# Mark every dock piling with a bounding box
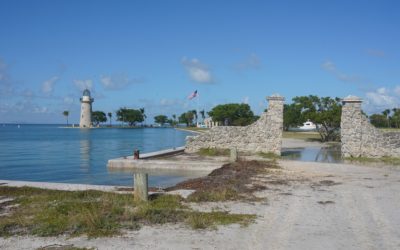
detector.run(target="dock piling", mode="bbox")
[134,173,148,202]
[230,148,238,163]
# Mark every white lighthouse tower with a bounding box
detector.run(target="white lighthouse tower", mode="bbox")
[79,89,94,128]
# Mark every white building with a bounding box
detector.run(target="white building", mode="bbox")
[201,117,220,128]
[79,89,94,128]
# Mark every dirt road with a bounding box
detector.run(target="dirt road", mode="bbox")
[1,160,400,250]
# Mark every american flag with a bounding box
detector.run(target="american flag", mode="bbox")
[188,90,198,100]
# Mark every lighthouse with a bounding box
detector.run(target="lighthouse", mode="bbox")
[79,89,94,128]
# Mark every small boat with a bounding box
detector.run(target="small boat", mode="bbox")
[298,120,317,131]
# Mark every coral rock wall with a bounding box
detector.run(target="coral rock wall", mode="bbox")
[341,96,400,158]
[185,96,284,155]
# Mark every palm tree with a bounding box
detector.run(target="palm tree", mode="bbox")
[393,108,399,128]
[107,112,112,126]
[62,110,69,126]
[140,108,146,126]
[200,110,205,122]
[191,110,198,126]
[382,109,391,128]
[172,114,177,127]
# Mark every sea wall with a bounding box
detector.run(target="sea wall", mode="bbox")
[185,96,284,155]
[341,96,400,158]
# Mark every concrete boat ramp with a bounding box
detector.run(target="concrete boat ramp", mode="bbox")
[107,146,227,175]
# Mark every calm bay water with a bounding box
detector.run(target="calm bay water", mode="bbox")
[0,124,193,187]
[282,145,342,163]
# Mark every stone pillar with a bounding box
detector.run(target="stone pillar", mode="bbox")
[134,173,148,202]
[266,95,285,155]
[341,96,363,158]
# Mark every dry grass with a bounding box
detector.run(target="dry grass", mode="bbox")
[168,160,280,202]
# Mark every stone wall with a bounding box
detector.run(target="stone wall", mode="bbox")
[341,96,400,158]
[185,96,284,155]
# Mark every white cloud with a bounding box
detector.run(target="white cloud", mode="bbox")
[234,53,261,71]
[366,88,395,106]
[63,96,74,105]
[367,49,385,58]
[394,86,400,96]
[33,106,49,114]
[160,98,175,106]
[73,79,93,91]
[181,57,214,84]
[242,96,249,104]
[0,100,51,114]
[364,86,400,113]
[321,60,361,84]
[41,76,59,95]
[321,61,336,71]
[21,89,35,98]
[100,74,143,90]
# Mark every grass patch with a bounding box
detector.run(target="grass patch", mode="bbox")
[187,212,255,229]
[345,156,400,165]
[257,152,281,159]
[198,147,230,156]
[283,131,321,141]
[0,186,254,237]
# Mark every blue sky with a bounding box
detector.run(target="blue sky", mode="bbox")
[1,0,400,123]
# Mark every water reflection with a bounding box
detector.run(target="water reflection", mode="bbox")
[79,139,91,170]
[282,145,342,163]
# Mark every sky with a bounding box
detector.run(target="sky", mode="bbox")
[1,0,400,124]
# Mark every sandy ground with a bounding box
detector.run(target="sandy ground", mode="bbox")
[2,157,400,250]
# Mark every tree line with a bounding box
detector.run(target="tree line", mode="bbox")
[63,96,399,141]
[369,109,400,128]
[62,108,147,127]
[153,104,258,127]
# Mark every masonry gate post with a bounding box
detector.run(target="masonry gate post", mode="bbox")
[341,96,363,158]
[266,95,285,155]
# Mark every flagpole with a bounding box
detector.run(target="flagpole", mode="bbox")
[196,93,199,127]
